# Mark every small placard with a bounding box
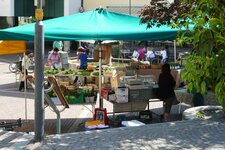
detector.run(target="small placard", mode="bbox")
[94,108,108,125]
[35,9,43,21]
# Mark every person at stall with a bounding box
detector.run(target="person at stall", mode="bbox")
[48,48,61,69]
[131,50,139,62]
[19,50,32,91]
[137,47,146,61]
[78,46,88,70]
[132,50,139,58]
[160,46,168,64]
[73,46,88,85]
[157,63,178,121]
[146,47,156,63]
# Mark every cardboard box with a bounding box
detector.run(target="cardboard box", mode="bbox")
[115,87,128,96]
[116,95,128,103]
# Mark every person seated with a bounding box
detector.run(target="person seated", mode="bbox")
[160,46,168,64]
[48,48,61,69]
[157,63,179,121]
[146,47,156,63]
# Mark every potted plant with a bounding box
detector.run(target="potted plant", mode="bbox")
[84,88,96,103]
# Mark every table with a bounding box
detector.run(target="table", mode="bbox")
[137,68,181,88]
[103,99,149,116]
[103,86,159,117]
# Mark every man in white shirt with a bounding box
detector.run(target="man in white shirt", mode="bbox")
[160,46,168,64]
[132,50,139,58]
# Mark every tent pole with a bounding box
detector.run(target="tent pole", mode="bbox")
[98,41,103,109]
[174,40,176,62]
[23,53,28,121]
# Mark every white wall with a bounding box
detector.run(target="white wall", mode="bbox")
[64,0,81,16]
[0,0,14,16]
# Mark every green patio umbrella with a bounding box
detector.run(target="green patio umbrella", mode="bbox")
[0,8,185,41]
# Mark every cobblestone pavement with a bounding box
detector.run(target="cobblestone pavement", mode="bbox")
[0,130,33,149]
[27,119,225,150]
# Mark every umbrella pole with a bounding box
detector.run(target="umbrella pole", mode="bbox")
[98,41,103,109]
[23,53,28,121]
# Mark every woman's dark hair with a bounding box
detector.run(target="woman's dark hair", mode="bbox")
[25,50,32,55]
[161,63,171,74]
[53,48,59,52]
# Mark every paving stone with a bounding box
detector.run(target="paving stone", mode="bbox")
[32,120,225,150]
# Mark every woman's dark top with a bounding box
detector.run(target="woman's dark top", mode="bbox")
[157,72,176,99]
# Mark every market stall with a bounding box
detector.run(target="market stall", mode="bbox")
[0,8,189,129]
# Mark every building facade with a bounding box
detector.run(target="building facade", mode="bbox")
[83,0,175,15]
[0,0,82,27]
[0,0,81,17]
[83,0,151,16]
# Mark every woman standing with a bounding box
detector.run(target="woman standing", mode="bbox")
[157,63,178,121]
[19,50,32,91]
[48,48,61,69]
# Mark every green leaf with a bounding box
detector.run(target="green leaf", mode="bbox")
[200,81,207,95]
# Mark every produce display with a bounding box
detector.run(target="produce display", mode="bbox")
[103,69,113,75]
[92,72,100,76]
[63,88,96,104]
[44,68,93,76]
[62,69,77,75]
[78,70,91,76]
[86,65,94,71]
[44,68,59,75]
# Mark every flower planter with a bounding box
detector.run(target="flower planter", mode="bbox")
[183,106,224,120]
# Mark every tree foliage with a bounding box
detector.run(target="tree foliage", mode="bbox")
[140,0,225,110]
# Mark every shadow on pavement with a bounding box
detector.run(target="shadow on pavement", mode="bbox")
[0,118,92,135]
[0,112,184,136]
[0,89,34,99]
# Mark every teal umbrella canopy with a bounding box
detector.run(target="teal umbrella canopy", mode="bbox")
[0,8,184,41]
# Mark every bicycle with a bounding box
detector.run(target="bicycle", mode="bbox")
[9,54,35,73]
[9,55,22,73]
